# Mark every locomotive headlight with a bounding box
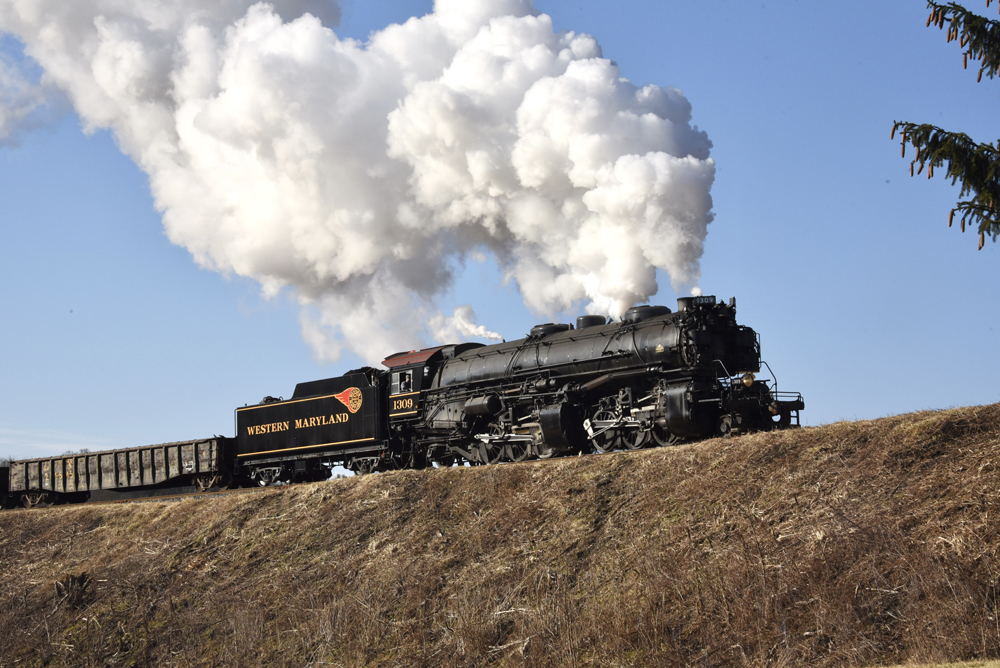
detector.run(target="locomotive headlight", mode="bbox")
[741,372,755,387]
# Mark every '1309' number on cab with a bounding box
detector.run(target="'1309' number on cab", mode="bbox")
[393,397,414,412]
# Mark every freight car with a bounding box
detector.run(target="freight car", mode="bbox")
[3,296,803,507]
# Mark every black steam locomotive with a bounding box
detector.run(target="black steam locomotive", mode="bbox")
[3,296,803,507]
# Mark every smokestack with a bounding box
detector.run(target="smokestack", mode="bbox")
[0,0,715,363]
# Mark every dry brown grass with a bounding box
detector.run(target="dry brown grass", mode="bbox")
[889,663,1000,668]
[1,403,999,667]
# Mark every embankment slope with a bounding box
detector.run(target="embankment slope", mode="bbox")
[1,404,999,667]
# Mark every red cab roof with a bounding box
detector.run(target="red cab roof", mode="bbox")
[381,345,449,369]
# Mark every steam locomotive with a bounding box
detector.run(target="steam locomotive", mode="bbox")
[3,295,803,507]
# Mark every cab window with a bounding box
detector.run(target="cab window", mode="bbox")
[391,371,415,394]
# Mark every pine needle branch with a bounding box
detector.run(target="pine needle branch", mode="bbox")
[926,1,1000,81]
[891,1,1000,249]
[892,121,1000,248]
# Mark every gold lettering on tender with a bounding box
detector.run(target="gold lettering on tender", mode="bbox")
[283,413,353,431]
[246,421,295,436]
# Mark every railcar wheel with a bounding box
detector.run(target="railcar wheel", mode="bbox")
[347,458,375,475]
[479,424,506,464]
[622,427,649,450]
[536,441,556,459]
[590,410,620,453]
[505,441,532,463]
[194,474,226,492]
[479,442,505,464]
[252,467,286,486]
[651,424,678,447]
[21,492,50,509]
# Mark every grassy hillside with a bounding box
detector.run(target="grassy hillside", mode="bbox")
[1,404,999,667]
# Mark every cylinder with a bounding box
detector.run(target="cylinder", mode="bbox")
[463,394,503,416]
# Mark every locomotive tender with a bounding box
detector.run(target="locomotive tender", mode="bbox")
[3,295,803,507]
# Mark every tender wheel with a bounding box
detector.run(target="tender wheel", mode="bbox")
[252,467,285,486]
[590,410,620,453]
[621,427,649,450]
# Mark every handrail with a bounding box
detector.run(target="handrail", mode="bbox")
[761,359,778,393]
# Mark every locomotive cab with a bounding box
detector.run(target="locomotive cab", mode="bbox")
[382,343,486,421]
[382,346,444,421]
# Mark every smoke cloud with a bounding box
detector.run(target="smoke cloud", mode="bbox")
[0,0,714,363]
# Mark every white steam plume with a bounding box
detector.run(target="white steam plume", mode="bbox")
[429,305,504,344]
[0,0,714,363]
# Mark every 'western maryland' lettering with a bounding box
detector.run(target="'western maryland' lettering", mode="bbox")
[293,414,350,429]
[245,413,350,437]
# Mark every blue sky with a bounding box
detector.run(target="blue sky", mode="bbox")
[0,0,996,460]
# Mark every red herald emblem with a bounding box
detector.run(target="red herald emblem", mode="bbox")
[334,387,363,413]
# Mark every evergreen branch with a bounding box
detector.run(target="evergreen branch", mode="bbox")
[926,1,1000,81]
[892,121,1000,248]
